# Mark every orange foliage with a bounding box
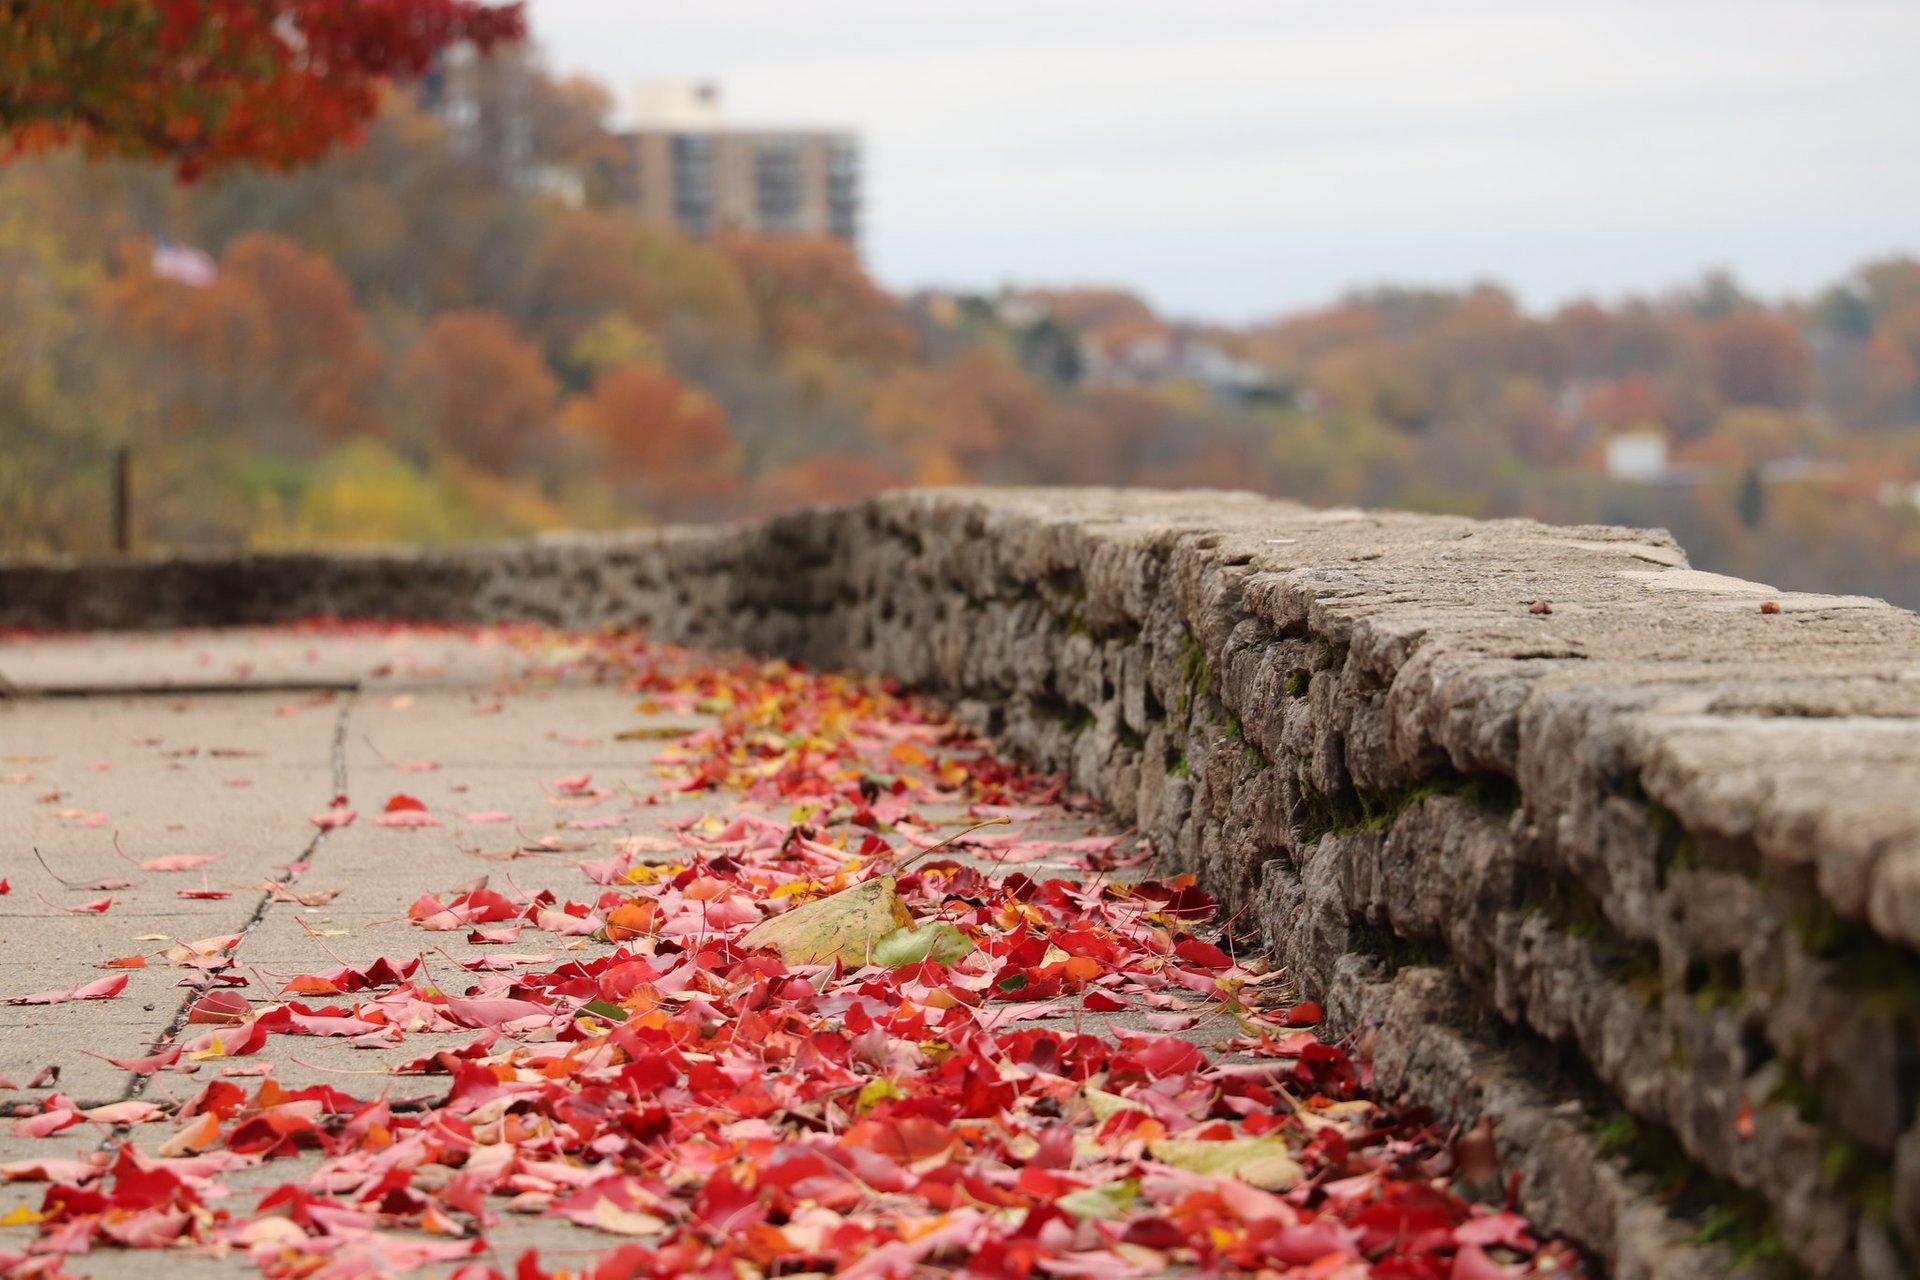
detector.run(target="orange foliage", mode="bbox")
[399,311,556,474]
[869,350,1046,476]
[560,365,738,518]
[752,455,908,512]
[97,231,383,445]
[716,234,913,367]
[1706,311,1811,408]
[221,233,386,439]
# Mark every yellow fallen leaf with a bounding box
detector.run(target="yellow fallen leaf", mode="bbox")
[1084,1087,1151,1122]
[590,1198,667,1236]
[0,1205,43,1227]
[738,876,913,966]
[1148,1136,1304,1190]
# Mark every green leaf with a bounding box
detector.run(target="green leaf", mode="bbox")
[1056,1178,1140,1220]
[856,1078,903,1111]
[579,999,629,1023]
[873,921,976,968]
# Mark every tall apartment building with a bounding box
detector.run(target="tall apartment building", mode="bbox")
[604,82,860,250]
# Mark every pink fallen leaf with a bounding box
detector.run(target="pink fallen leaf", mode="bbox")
[459,952,556,971]
[553,773,593,794]
[136,855,217,873]
[462,811,514,824]
[398,760,441,772]
[376,810,442,829]
[176,887,232,900]
[81,1101,164,1125]
[442,996,556,1028]
[310,809,357,830]
[1145,1012,1201,1031]
[533,907,605,937]
[33,892,112,915]
[466,925,523,944]
[89,1047,182,1074]
[8,974,130,1005]
[13,1107,80,1139]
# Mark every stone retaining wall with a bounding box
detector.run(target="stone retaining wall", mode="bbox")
[5,487,1918,1278]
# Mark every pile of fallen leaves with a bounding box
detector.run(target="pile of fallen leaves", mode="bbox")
[0,631,1585,1278]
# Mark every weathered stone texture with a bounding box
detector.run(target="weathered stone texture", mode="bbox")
[5,486,1919,1276]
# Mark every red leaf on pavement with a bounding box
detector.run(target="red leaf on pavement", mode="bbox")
[186,990,252,1025]
[384,793,428,812]
[310,808,357,830]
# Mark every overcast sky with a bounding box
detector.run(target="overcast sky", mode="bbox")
[527,0,1920,324]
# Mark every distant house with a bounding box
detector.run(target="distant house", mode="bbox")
[1604,431,1669,482]
[1078,323,1282,406]
[602,82,861,250]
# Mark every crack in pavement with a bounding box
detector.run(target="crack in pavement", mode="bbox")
[112,689,358,1113]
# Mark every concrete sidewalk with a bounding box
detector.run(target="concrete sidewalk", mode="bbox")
[0,625,1115,1276]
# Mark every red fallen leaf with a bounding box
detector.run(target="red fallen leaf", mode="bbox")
[1082,991,1130,1012]
[844,1115,957,1164]
[553,773,593,793]
[1173,937,1235,969]
[186,990,252,1025]
[97,955,148,969]
[384,793,428,812]
[7,974,129,1005]
[280,957,418,997]
[1279,1001,1324,1027]
[176,888,232,899]
[0,879,10,894]
[309,809,357,830]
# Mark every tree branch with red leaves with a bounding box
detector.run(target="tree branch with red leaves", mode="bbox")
[0,0,525,178]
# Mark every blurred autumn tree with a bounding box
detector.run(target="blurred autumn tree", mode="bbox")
[0,0,524,177]
[398,310,556,474]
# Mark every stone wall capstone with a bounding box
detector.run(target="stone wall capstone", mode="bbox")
[5,487,1918,1278]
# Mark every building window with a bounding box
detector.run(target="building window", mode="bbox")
[754,139,805,233]
[827,138,859,244]
[671,134,715,236]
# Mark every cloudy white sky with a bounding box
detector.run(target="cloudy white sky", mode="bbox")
[527,0,1920,323]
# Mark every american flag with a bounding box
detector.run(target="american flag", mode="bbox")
[151,240,217,287]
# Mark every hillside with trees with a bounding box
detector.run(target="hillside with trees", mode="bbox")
[2,49,1916,607]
